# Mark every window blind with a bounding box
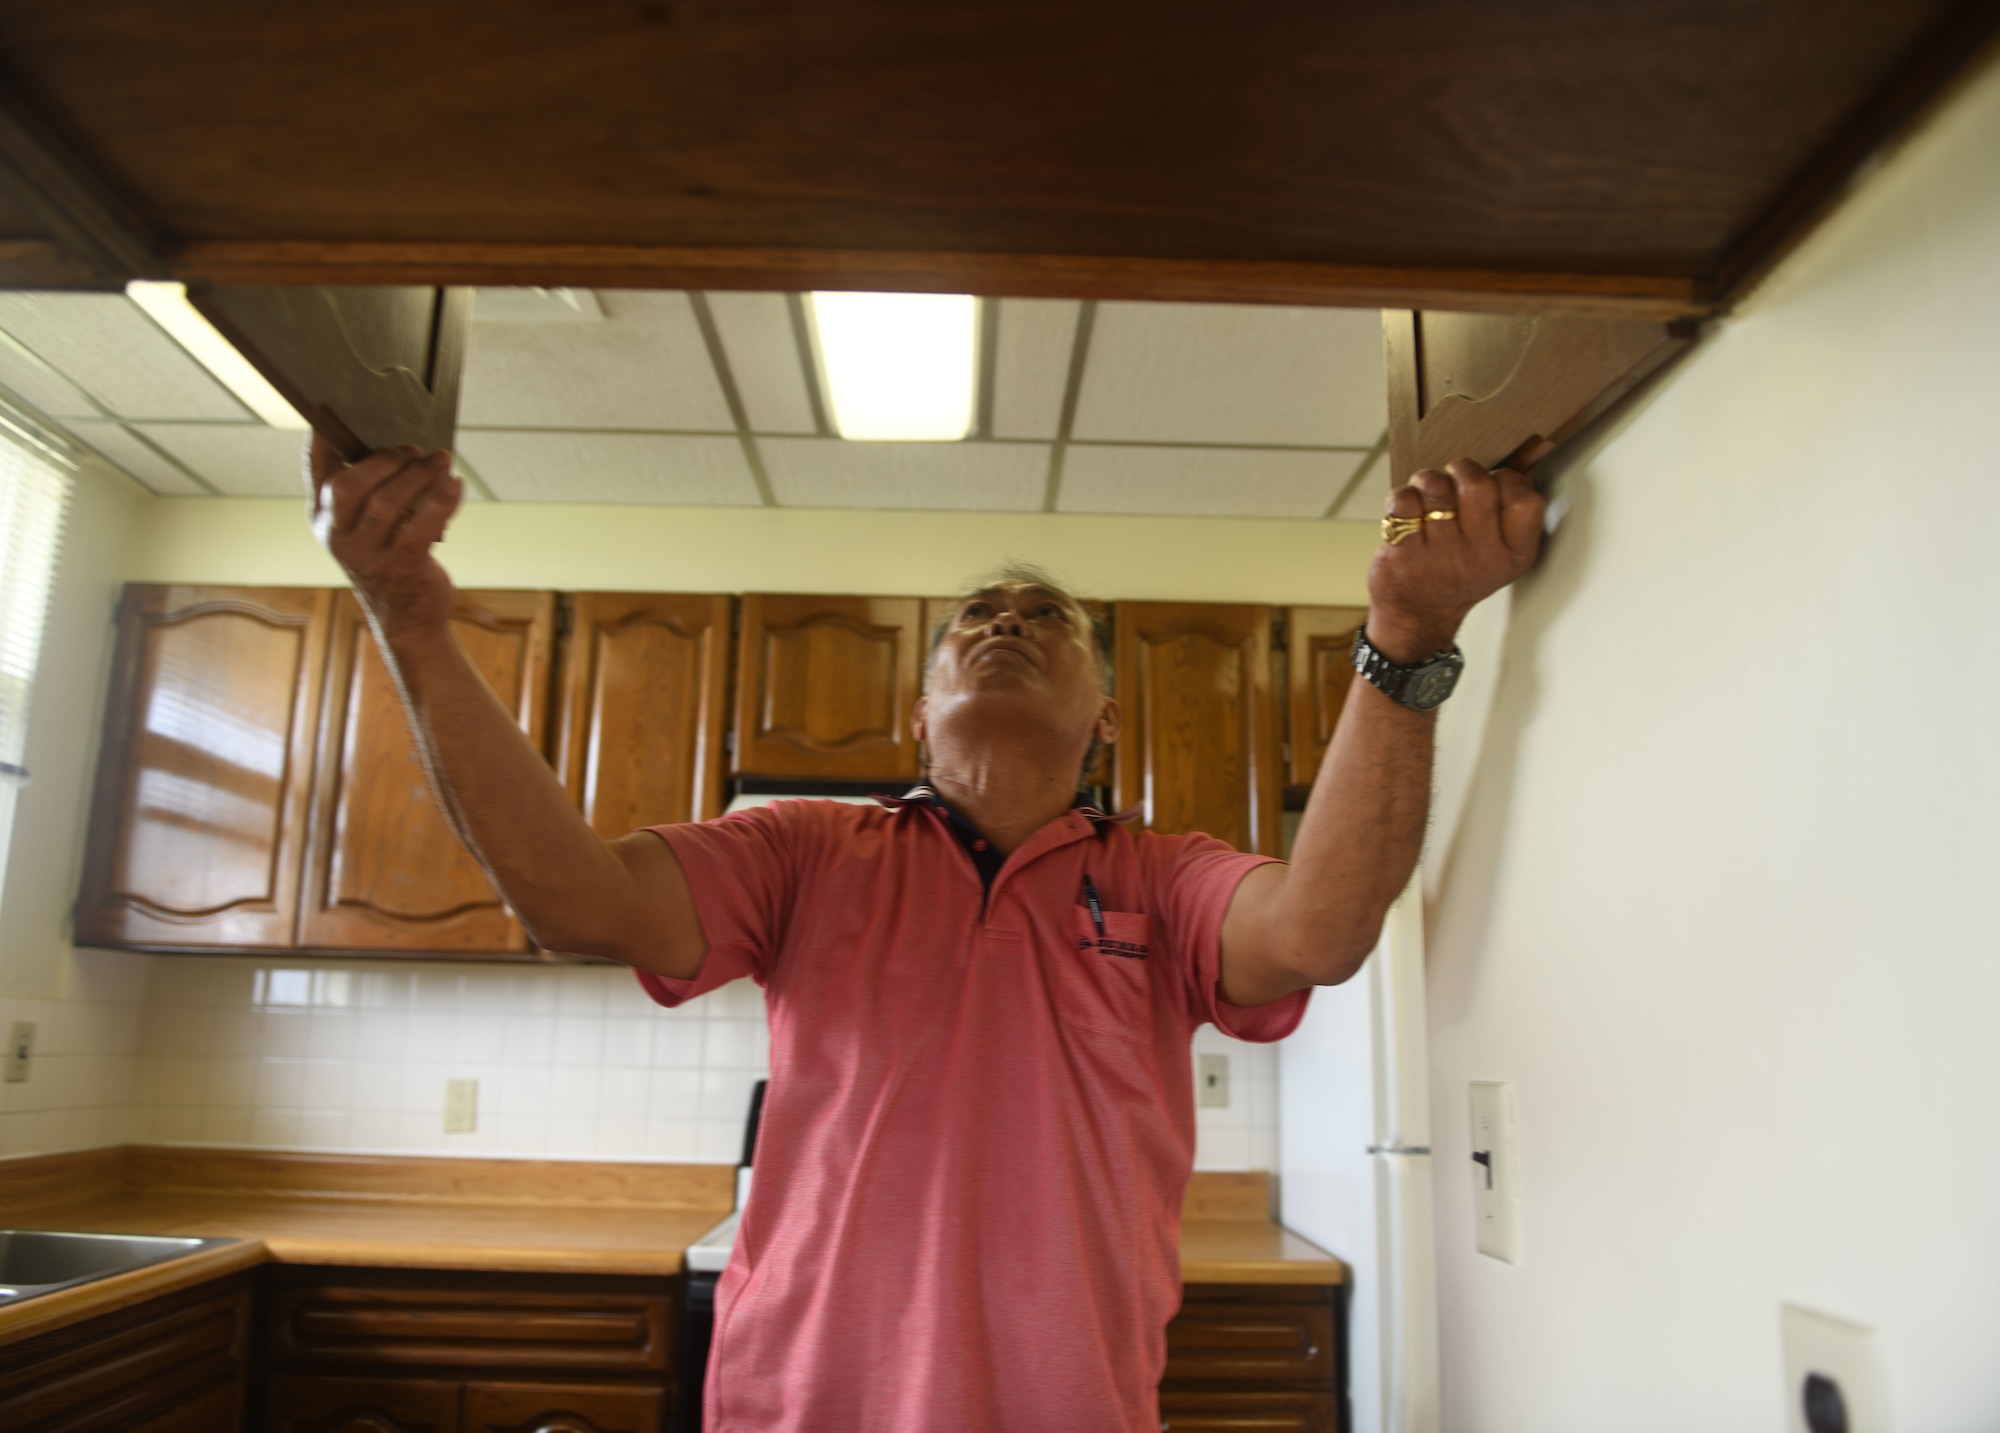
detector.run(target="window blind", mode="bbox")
[0,413,74,780]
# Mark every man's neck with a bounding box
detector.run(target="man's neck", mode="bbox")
[925,738,1083,856]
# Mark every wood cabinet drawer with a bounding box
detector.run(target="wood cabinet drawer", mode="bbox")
[1165,1287,1337,1383]
[1159,1387,1338,1432]
[0,1273,250,1432]
[464,1380,665,1433]
[269,1271,674,1373]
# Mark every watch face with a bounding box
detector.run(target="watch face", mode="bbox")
[1404,662,1462,711]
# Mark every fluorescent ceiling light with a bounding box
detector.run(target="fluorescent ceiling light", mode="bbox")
[125,280,309,429]
[809,291,976,441]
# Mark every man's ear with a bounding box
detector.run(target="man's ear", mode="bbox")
[1096,697,1122,746]
[911,694,929,743]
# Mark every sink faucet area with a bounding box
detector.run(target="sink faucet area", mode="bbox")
[0,1230,235,1305]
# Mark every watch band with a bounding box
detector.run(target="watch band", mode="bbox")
[1350,627,1466,712]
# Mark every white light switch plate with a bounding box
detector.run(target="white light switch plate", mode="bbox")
[1468,1080,1522,1263]
[1782,1304,1890,1432]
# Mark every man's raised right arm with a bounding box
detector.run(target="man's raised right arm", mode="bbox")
[305,437,706,978]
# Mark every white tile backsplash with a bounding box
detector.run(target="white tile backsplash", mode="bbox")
[4,950,1280,1169]
[0,948,149,1158]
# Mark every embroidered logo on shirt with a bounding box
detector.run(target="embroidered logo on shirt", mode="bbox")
[1078,935,1150,959]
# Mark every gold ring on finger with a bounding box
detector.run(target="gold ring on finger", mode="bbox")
[1381,514,1424,546]
[1425,509,1458,521]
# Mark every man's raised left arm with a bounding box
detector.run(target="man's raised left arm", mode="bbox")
[1217,457,1544,1006]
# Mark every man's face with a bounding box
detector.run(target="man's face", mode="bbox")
[915,582,1117,752]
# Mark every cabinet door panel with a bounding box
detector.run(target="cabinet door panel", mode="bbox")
[191,285,471,460]
[733,594,923,780]
[299,590,554,952]
[1383,310,1691,479]
[267,1375,460,1433]
[76,585,329,949]
[464,1382,663,1433]
[1158,1388,1335,1432]
[1114,603,1280,854]
[1284,606,1368,790]
[557,593,732,833]
[0,1274,250,1431]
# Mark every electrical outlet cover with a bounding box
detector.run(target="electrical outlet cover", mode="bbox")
[443,1078,478,1133]
[1196,1054,1230,1109]
[1781,1304,1890,1433]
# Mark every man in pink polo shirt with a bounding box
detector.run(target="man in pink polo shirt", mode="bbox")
[308,435,1542,1431]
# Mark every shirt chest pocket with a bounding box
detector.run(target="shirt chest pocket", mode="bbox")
[1059,907,1158,1043]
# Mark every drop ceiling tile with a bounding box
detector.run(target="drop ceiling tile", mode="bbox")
[459,290,735,432]
[0,293,252,421]
[1072,303,1386,447]
[0,333,101,420]
[455,431,761,505]
[759,438,1048,511]
[134,423,312,497]
[706,292,819,435]
[1330,451,1391,520]
[1057,444,1351,518]
[63,420,212,496]
[991,299,1080,440]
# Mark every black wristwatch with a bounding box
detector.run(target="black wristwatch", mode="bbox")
[1350,628,1465,712]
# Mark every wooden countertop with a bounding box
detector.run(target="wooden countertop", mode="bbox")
[0,1147,1343,1344]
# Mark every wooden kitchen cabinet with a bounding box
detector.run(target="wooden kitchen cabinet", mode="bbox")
[1114,602,1283,854]
[556,593,735,833]
[0,1271,252,1430]
[1284,606,1370,791]
[75,584,332,950]
[1161,1283,1343,1433]
[297,590,556,953]
[263,1268,679,1433]
[732,593,926,782]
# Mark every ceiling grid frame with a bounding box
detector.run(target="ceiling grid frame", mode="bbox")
[686,290,777,507]
[1040,299,1098,513]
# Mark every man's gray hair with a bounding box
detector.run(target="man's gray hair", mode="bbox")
[925,562,1114,693]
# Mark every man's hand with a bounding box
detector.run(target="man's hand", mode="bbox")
[305,434,465,644]
[1366,458,1545,663]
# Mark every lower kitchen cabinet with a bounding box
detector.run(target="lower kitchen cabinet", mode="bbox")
[1162,1283,1343,1433]
[0,1271,252,1431]
[262,1268,679,1433]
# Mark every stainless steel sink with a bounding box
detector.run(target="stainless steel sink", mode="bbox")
[0,1230,235,1305]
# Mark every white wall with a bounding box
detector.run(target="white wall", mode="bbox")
[123,497,1378,606]
[1420,58,2000,1432]
[0,459,151,1156]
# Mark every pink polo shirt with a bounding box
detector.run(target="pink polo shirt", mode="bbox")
[638,796,1308,1433]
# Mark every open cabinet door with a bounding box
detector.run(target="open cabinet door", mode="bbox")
[188,284,472,459]
[1383,310,1695,480]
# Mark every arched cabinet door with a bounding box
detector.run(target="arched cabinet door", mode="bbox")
[1114,602,1282,855]
[76,585,331,950]
[297,590,555,953]
[555,593,733,834]
[1284,606,1369,791]
[732,594,924,781]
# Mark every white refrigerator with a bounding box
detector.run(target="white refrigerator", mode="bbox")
[1276,589,1511,1433]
